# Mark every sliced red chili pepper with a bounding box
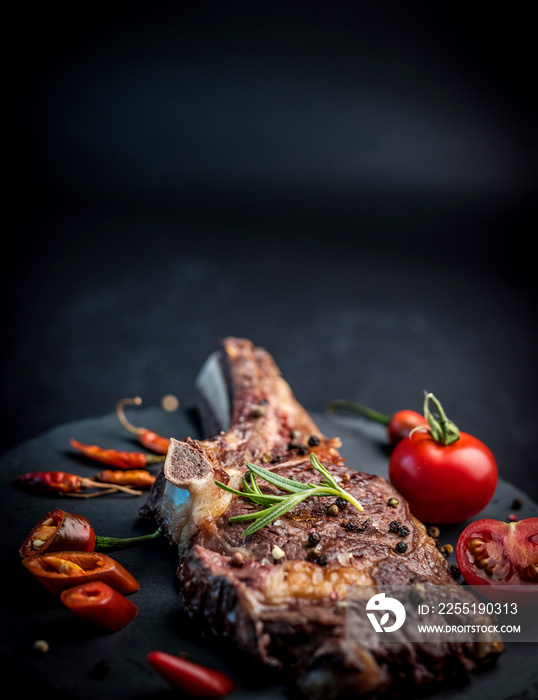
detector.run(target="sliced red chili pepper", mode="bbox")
[19,509,163,556]
[60,581,138,632]
[96,469,156,489]
[116,397,170,454]
[21,550,140,595]
[147,651,235,697]
[12,471,142,497]
[19,509,95,557]
[70,439,165,469]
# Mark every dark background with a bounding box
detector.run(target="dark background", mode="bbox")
[4,1,537,501]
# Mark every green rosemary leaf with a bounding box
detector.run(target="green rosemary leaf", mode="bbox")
[215,480,285,505]
[228,507,274,522]
[250,472,262,495]
[241,491,312,537]
[214,481,246,497]
[215,454,364,537]
[309,453,339,489]
[245,462,311,493]
[242,475,255,495]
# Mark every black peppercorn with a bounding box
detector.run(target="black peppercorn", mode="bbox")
[335,497,348,511]
[308,435,320,446]
[389,521,410,537]
[308,531,321,547]
[343,519,369,533]
[450,564,461,580]
[395,542,408,554]
[317,554,328,566]
[90,659,110,679]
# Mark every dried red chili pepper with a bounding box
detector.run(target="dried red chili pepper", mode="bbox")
[147,651,235,697]
[96,469,156,489]
[60,581,138,632]
[116,397,170,454]
[70,439,165,469]
[19,508,163,557]
[12,471,142,497]
[22,550,140,595]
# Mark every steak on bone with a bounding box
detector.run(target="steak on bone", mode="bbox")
[142,337,504,699]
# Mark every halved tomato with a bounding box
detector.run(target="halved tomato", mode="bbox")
[456,517,538,602]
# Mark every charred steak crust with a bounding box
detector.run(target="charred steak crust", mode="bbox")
[143,337,504,698]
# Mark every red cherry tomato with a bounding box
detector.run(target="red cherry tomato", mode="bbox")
[387,410,428,446]
[456,518,538,602]
[388,429,498,524]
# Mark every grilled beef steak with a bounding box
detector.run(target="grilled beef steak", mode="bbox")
[143,337,504,698]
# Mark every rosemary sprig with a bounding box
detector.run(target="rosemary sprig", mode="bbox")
[215,453,363,537]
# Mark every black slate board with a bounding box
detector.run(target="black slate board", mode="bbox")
[0,406,536,700]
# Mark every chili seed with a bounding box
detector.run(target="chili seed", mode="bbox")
[308,531,321,547]
[327,504,340,516]
[272,545,285,560]
[427,526,440,538]
[308,435,320,446]
[395,542,408,554]
[387,497,399,508]
[32,640,49,656]
[440,544,453,557]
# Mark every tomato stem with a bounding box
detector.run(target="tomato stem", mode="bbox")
[326,399,390,425]
[422,392,460,445]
